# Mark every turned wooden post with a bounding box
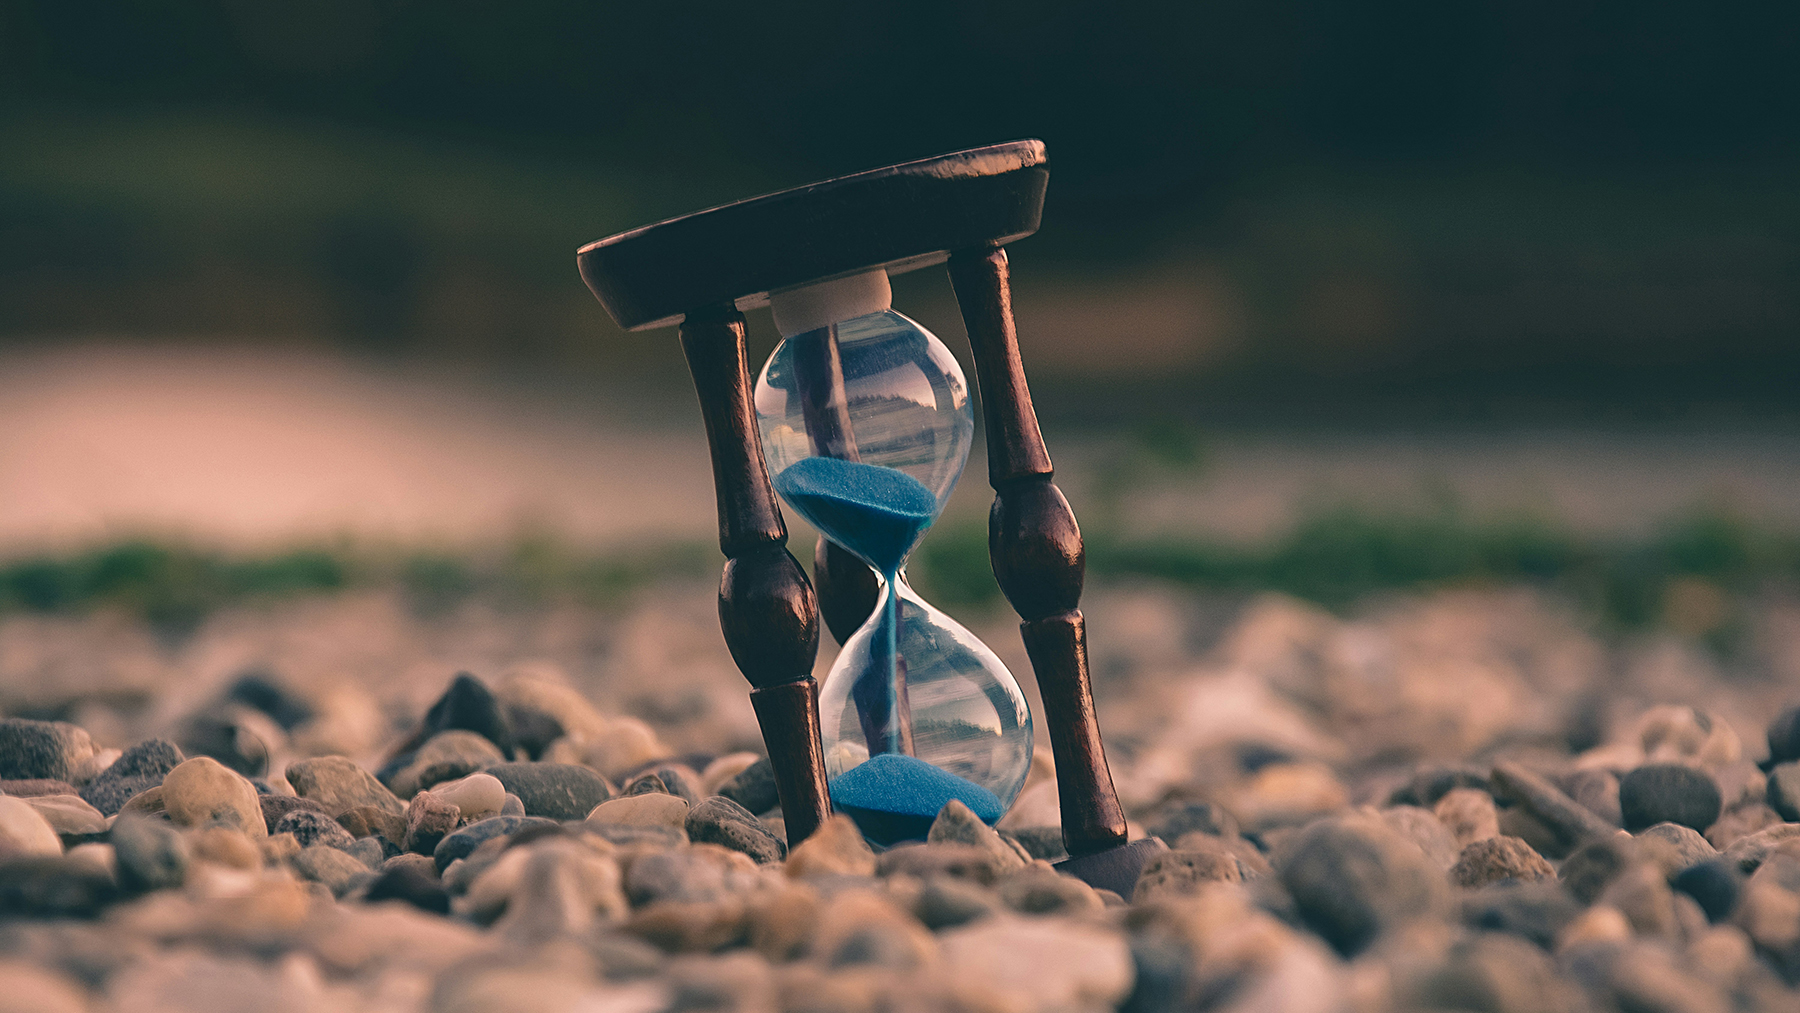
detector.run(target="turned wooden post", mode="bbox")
[947,246,1131,859]
[678,305,831,845]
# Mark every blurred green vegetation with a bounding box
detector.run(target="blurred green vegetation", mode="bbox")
[3,511,1791,646]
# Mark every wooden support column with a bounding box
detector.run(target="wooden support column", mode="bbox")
[946,247,1130,858]
[678,305,830,846]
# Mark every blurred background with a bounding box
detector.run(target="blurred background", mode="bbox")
[1,0,1799,642]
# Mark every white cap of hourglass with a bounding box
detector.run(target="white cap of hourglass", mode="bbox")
[769,269,892,338]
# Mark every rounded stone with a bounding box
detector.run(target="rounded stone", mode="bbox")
[21,795,106,837]
[0,795,63,858]
[1766,761,1800,822]
[79,738,184,816]
[161,757,266,838]
[430,772,506,821]
[1618,764,1722,833]
[1274,813,1445,957]
[1448,835,1555,889]
[285,755,403,816]
[0,719,95,784]
[587,792,690,831]
[484,761,611,821]
[1673,859,1741,923]
[1767,705,1800,765]
[686,796,784,864]
[273,808,358,851]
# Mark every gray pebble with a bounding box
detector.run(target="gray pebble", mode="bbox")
[79,738,184,816]
[1619,764,1721,833]
[485,761,611,820]
[0,856,117,916]
[0,718,94,783]
[273,808,357,851]
[1490,762,1617,856]
[1635,821,1718,875]
[717,757,779,815]
[111,813,188,893]
[1767,761,1800,822]
[685,795,783,864]
[1275,813,1445,957]
[431,815,556,872]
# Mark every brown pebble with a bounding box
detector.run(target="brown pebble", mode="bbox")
[0,779,79,798]
[338,805,407,847]
[1449,835,1555,889]
[191,826,262,869]
[1435,788,1500,848]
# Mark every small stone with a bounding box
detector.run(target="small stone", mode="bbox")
[701,752,762,796]
[877,842,1007,885]
[1560,835,1639,904]
[940,916,1134,1010]
[79,738,184,816]
[365,859,450,914]
[1434,788,1500,848]
[223,669,314,730]
[336,805,407,848]
[1722,822,1800,874]
[1449,835,1555,888]
[255,793,332,834]
[1635,821,1718,875]
[1460,880,1581,949]
[273,808,357,851]
[430,772,506,821]
[0,856,116,916]
[1490,762,1617,855]
[111,813,188,892]
[712,755,777,820]
[1229,761,1348,832]
[626,898,752,953]
[22,794,106,836]
[1417,931,1584,1013]
[120,785,165,819]
[1714,760,1767,810]
[383,729,507,800]
[497,672,610,758]
[292,844,371,897]
[488,839,628,944]
[1598,861,1680,938]
[996,862,1102,915]
[175,708,275,777]
[812,889,936,969]
[485,761,611,820]
[1768,705,1800,765]
[1619,764,1722,833]
[1379,805,1461,870]
[784,814,875,879]
[190,826,261,869]
[1147,801,1240,842]
[927,799,1027,875]
[65,841,116,878]
[1706,803,1778,850]
[624,765,701,805]
[421,671,516,758]
[433,815,557,872]
[1562,769,1625,827]
[0,795,63,858]
[912,875,1002,930]
[1275,812,1445,957]
[1637,704,1741,768]
[1006,826,1067,861]
[343,836,384,869]
[1767,761,1800,822]
[1673,859,1741,922]
[286,755,403,816]
[547,716,668,782]
[160,757,266,838]
[624,845,762,907]
[1173,830,1271,878]
[685,796,783,864]
[0,719,96,784]
[1557,904,1633,950]
[587,792,689,831]
[500,793,524,816]
[747,880,820,960]
[1132,845,1242,902]
[259,831,300,865]
[0,778,77,797]
[405,789,461,855]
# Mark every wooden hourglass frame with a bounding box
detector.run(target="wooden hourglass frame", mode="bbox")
[577,141,1165,893]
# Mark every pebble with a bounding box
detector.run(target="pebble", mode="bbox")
[1706,803,1779,851]
[1635,821,1718,875]
[624,765,700,805]
[0,719,96,784]
[1767,761,1800,822]
[1560,835,1639,904]
[160,757,266,837]
[176,708,276,778]
[190,826,261,869]
[285,755,404,816]
[1618,763,1723,832]
[78,738,184,815]
[1489,762,1617,855]
[685,796,783,864]
[433,815,557,872]
[496,673,611,757]
[21,794,106,836]
[1672,859,1741,922]
[1448,834,1555,888]
[419,672,516,760]
[912,875,1002,930]
[344,835,384,868]
[1378,805,1461,870]
[1769,705,1800,766]
[1562,768,1625,827]
[700,752,762,796]
[783,814,875,879]
[111,813,188,892]
[877,842,1008,885]
[1723,822,1800,874]
[256,793,333,834]
[1417,931,1583,1013]
[0,778,77,797]
[430,772,506,821]
[1147,800,1240,842]
[940,915,1134,1010]
[1434,787,1500,847]
[292,844,371,897]
[0,856,117,917]
[996,862,1102,915]
[545,716,668,782]
[365,858,450,914]
[1460,880,1581,949]
[336,805,407,848]
[0,795,64,858]
[273,808,358,851]
[405,789,462,855]
[1132,843,1242,902]
[717,757,780,816]
[927,799,1028,875]
[484,761,611,820]
[1275,813,1444,957]
[587,792,689,831]
[383,730,507,799]
[223,670,314,730]
[625,845,762,907]
[811,889,935,969]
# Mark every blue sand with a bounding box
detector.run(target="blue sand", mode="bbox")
[830,752,1004,825]
[771,457,936,576]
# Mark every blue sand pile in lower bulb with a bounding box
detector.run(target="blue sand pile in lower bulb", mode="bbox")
[770,457,937,575]
[829,752,1004,846]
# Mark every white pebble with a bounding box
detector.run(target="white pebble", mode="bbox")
[431,773,506,820]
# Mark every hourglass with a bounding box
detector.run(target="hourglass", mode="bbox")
[577,141,1166,892]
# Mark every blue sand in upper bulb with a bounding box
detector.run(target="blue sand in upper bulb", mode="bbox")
[830,752,1004,825]
[771,457,937,576]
